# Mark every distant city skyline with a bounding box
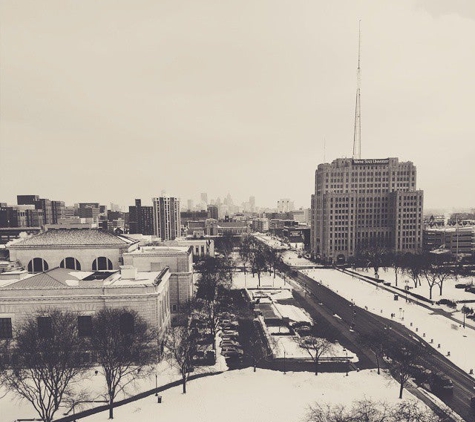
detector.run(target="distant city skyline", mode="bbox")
[1,1,474,210]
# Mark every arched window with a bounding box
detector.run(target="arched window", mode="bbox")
[119,313,134,335]
[27,258,49,273]
[92,257,113,271]
[60,257,81,270]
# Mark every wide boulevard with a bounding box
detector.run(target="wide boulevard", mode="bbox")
[283,264,475,422]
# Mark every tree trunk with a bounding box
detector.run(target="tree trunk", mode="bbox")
[375,354,380,375]
[399,381,404,399]
[182,374,187,394]
[394,268,398,286]
[109,399,114,419]
[315,358,319,375]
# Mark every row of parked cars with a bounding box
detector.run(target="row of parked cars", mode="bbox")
[410,364,454,395]
[217,312,244,360]
[190,313,216,364]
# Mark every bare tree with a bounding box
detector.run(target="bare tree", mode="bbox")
[194,256,233,340]
[390,251,405,287]
[306,399,444,422]
[215,231,236,258]
[245,319,273,372]
[385,341,429,399]
[420,255,455,300]
[298,336,334,375]
[403,253,425,289]
[265,246,282,279]
[89,308,158,419]
[0,309,88,422]
[358,328,389,375]
[239,236,269,286]
[164,324,197,394]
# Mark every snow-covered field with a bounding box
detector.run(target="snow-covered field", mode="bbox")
[232,270,288,289]
[77,368,423,422]
[301,268,475,376]
[361,267,475,302]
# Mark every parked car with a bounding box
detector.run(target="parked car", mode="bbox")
[220,339,241,348]
[221,347,244,357]
[221,334,239,342]
[220,320,239,329]
[410,364,431,384]
[429,372,453,394]
[220,329,239,337]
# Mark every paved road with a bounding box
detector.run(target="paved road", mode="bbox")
[286,266,475,422]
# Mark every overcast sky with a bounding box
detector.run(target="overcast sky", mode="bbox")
[1,0,474,211]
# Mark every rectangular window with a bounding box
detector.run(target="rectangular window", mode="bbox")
[78,316,93,337]
[0,318,13,339]
[37,317,52,338]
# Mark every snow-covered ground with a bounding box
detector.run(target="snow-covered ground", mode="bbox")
[75,368,426,422]
[301,268,475,376]
[232,270,288,289]
[1,354,229,422]
[281,250,315,267]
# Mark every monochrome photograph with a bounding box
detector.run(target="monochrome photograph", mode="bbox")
[0,1,474,421]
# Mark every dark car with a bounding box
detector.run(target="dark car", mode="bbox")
[220,339,241,348]
[430,372,453,394]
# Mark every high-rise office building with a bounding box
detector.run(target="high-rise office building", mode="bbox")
[207,204,219,220]
[200,193,208,205]
[310,157,424,263]
[129,199,154,235]
[17,195,40,206]
[51,201,65,224]
[153,196,181,241]
[249,196,256,212]
[78,203,100,222]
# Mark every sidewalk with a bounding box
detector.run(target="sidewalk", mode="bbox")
[340,268,475,332]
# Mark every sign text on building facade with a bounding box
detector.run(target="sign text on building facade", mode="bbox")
[352,158,390,165]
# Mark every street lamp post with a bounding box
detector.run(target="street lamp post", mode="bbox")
[343,348,349,376]
[276,337,287,375]
[283,349,286,375]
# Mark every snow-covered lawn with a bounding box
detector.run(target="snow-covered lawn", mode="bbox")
[269,333,358,362]
[232,270,288,289]
[77,368,423,422]
[352,267,475,303]
[1,357,229,422]
[301,268,475,376]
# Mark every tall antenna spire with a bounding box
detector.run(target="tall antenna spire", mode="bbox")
[352,20,362,159]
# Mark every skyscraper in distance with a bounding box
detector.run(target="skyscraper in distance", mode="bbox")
[153,196,181,241]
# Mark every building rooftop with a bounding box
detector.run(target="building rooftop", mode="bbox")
[2,266,168,289]
[6,268,80,289]
[9,228,139,248]
[129,245,191,254]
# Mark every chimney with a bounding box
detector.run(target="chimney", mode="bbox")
[120,265,137,280]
